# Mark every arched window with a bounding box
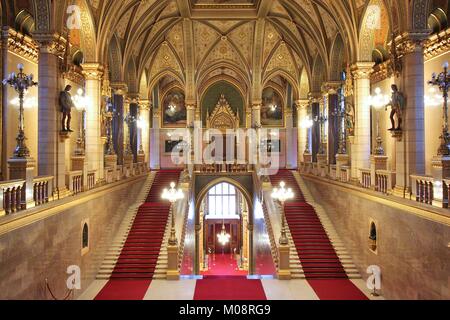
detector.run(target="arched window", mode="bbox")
[207,183,238,218]
[82,223,89,249]
[369,222,377,252]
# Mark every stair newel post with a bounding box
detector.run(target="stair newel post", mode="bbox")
[162,182,184,280]
[271,181,294,280]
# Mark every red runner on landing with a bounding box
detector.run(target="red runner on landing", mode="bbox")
[194,276,267,300]
[272,170,368,300]
[201,254,248,276]
[95,170,181,300]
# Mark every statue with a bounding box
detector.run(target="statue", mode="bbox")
[60,85,76,132]
[345,102,355,136]
[386,84,406,131]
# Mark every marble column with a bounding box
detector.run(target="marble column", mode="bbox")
[296,100,309,164]
[111,82,127,165]
[35,34,70,198]
[351,62,374,179]
[285,106,297,169]
[150,105,161,170]
[81,63,104,182]
[393,33,427,197]
[140,99,151,166]
[251,103,261,128]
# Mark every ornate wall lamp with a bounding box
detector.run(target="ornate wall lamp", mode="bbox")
[3,64,38,158]
[370,87,389,156]
[72,88,89,156]
[429,62,450,156]
[300,117,313,154]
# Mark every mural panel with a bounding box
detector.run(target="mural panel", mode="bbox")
[261,87,283,127]
[162,88,187,127]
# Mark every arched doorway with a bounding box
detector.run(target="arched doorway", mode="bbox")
[194,177,254,276]
[199,182,250,276]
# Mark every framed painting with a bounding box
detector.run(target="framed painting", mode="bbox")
[261,87,284,127]
[162,88,187,127]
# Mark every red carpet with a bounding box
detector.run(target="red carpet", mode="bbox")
[307,280,368,300]
[95,170,181,300]
[272,170,368,300]
[194,276,267,300]
[201,254,248,276]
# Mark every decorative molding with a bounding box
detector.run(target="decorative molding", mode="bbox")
[3,28,38,62]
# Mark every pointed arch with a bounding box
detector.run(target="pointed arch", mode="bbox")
[330,33,346,81]
[108,34,123,82]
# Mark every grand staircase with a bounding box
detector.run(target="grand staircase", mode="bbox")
[97,170,181,280]
[271,170,360,280]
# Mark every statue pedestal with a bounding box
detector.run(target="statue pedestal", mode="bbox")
[336,153,350,180]
[431,156,450,208]
[166,245,180,280]
[8,157,36,208]
[71,156,88,190]
[123,154,134,177]
[137,153,145,164]
[370,156,388,189]
[105,154,118,180]
[277,244,291,280]
[316,154,328,177]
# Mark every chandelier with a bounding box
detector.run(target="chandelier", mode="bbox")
[217,224,231,246]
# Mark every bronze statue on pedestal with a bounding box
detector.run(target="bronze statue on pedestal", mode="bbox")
[386,84,406,131]
[60,85,76,132]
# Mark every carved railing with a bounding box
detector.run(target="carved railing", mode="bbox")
[195,163,252,173]
[66,171,83,195]
[375,170,396,194]
[360,169,371,189]
[33,176,53,206]
[329,165,337,180]
[340,166,351,183]
[86,170,96,191]
[0,180,26,215]
[411,175,434,205]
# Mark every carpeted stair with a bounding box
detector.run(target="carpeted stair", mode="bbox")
[106,170,181,280]
[271,170,348,280]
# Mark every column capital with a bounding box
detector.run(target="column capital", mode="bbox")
[186,104,196,111]
[398,31,430,55]
[308,92,322,104]
[34,32,66,57]
[110,82,128,95]
[140,99,151,111]
[127,92,140,102]
[81,63,104,81]
[321,81,343,95]
[350,62,375,80]
[252,104,261,111]
[295,99,309,111]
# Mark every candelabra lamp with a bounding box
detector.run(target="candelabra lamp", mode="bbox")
[162,182,184,280]
[271,181,294,245]
[3,64,38,208]
[429,62,450,156]
[105,109,116,156]
[3,64,38,159]
[124,113,135,157]
[271,181,294,280]
[315,114,328,155]
[72,89,88,156]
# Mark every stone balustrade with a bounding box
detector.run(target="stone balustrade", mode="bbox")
[86,170,96,191]
[375,170,396,194]
[67,171,83,195]
[33,176,53,206]
[195,163,252,173]
[330,165,337,180]
[0,180,26,216]
[411,175,434,205]
[340,166,351,183]
[360,168,371,189]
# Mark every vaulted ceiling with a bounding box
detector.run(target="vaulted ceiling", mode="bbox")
[10,0,420,99]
